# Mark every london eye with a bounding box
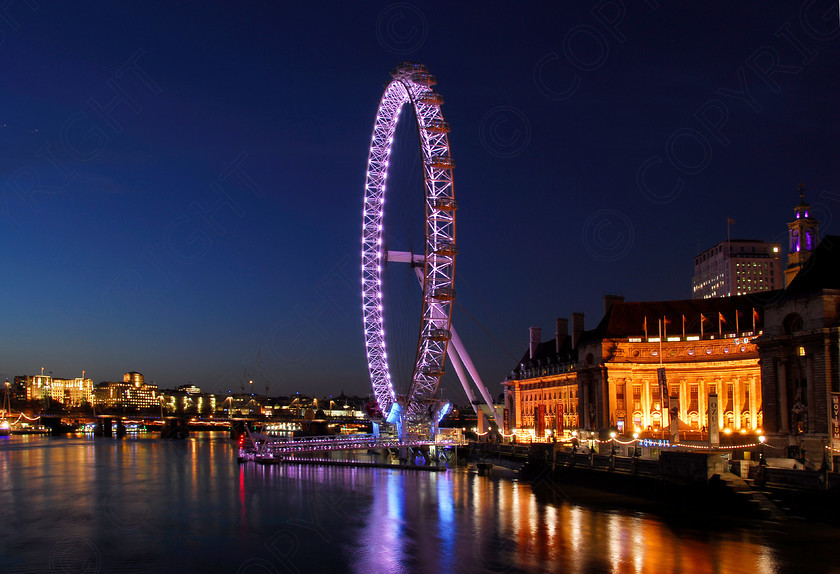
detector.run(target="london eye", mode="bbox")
[361,63,457,433]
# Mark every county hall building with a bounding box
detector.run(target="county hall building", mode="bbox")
[502,190,840,469]
[502,294,766,439]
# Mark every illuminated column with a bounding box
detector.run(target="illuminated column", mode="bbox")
[733,376,742,429]
[582,381,590,431]
[749,376,758,430]
[806,354,816,432]
[679,378,688,423]
[642,378,651,429]
[698,378,706,430]
[716,378,725,430]
[513,381,522,429]
[778,360,789,433]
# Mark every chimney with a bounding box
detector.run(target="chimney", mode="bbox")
[603,294,625,315]
[529,326,541,359]
[572,312,585,348]
[555,318,569,353]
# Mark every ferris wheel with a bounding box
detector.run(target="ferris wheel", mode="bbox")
[361,63,458,429]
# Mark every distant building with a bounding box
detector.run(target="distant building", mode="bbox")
[23,375,52,402]
[784,185,820,287]
[692,239,781,299]
[161,386,216,414]
[124,371,144,386]
[94,372,159,409]
[49,377,94,406]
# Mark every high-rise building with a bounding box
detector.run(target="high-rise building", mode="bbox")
[784,185,819,286]
[692,239,782,299]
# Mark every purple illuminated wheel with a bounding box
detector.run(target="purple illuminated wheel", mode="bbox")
[361,62,457,426]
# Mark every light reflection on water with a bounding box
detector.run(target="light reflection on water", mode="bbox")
[0,432,837,573]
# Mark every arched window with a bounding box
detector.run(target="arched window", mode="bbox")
[782,313,803,334]
[651,412,661,430]
[790,229,800,252]
[689,412,699,429]
[741,412,751,429]
[805,229,815,251]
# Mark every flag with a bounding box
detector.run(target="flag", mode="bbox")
[718,311,724,336]
[643,316,648,338]
[662,316,670,339]
[700,313,706,338]
[718,311,726,324]
[727,217,735,225]
[752,307,759,331]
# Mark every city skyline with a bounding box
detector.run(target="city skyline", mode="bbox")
[0,3,837,398]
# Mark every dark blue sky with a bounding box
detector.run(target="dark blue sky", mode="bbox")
[0,2,837,399]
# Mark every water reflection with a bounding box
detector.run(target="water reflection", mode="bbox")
[0,433,837,573]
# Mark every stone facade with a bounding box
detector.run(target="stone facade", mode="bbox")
[504,295,767,440]
[757,235,840,467]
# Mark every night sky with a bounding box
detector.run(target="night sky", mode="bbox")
[1,2,838,400]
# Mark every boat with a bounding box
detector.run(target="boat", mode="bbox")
[0,384,11,435]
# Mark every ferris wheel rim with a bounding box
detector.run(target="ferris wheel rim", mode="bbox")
[361,62,457,423]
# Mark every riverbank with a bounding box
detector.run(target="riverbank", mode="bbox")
[460,441,840,526]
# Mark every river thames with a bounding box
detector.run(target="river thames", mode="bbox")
[0,432,837,573]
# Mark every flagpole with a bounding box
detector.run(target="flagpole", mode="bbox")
[700,314,704,339]
[719,312,722,337]
[727,218,732,295]
[736,311,739,334]
[658,319,663,366]
[682,315,686,339]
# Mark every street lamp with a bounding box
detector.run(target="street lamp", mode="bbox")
[609,430,617,455]
[758,435,767,466]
